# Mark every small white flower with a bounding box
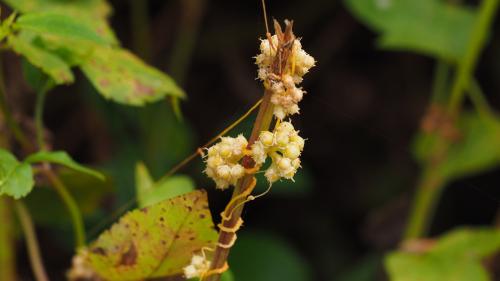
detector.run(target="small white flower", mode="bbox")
[251,141,267,166]
[265,164,281,183]
[284,143,301,159]
[183,254,211,279]
[204,134,249,189]
[250,121,305,184]
[255,35,315,119]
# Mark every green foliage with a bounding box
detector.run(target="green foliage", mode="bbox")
[2,0,111,18]
[2,0,184,106]
[8,33,74,84]
[344,0,476,61]
[85,190,217,280]
[386,228,500,281]
[0,149,34,199]
[229,231,312,281]
[15,12,110,46]
[25,151,105,180]
[135,162,194,208]
[81,46,185,105]
[0,12,16,41]
[413,113,500,183]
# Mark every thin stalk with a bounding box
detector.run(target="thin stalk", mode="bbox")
[468,79,494,117]
[448,0,499,115]
[14,201,50,281]
[43,167,85,248]
[34,81,53,151]
[205,90,275,281]
[403,168,445,240]
[160,98,262,181]
[404,0,499,242]
[431,61,450,104]
[0,197,16,281]
[33,80,84,248]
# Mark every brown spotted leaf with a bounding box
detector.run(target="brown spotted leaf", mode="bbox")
[81,46,185,106]
[86,190,217,280]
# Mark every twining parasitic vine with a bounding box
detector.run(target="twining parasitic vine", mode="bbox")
[183,19,315,280]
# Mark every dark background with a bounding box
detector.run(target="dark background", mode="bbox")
[3,0,500,280]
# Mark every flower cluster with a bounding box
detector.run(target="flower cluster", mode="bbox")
[255,36,315,119]
[251,121,304,183]
[183,254,211,279]
[204,135,248,190]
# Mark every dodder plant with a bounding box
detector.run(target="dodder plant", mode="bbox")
[67,18,315,281]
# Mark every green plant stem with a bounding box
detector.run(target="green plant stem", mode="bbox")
[468,79,493,117]
[448,0,499,115]
[404,168,445,240]
[43,167,85,248]
[431,61,450,103]
[205,90,275,281]
[33,80,84,247]
[0,197,16,281]
[14,201,49,281]
[34,81,53,151]
[0,54,31,150]
[404,0,499,242]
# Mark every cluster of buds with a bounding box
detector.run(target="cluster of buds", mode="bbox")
[204,135,248,190]
[204,21,310,189]
[255,34,315,119]
[251,121,304,183]
[183,254,211,279]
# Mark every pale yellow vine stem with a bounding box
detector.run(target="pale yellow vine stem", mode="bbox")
[159,98,262,180]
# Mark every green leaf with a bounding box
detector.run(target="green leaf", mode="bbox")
[135,162,195,208]
[8,34,74,84]
[16,12,110,46]
[81,46,185,106]
[2,0,117,46]
[413,113,500,182]
[135,162,154,201]
[385,228,500,281]
[25,151,104,180]
[82,190,217,280]
[0,12,16,41]
[431,228,500,258]
[2,0,111,18]
[0,149,34,199]
[344,0,476,61]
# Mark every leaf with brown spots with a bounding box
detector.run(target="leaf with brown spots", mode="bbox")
[84,190,217,280]
[81,46,185,106]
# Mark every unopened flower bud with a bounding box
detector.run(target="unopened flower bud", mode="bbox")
[284,144,301,159]
[260,131,274,147]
